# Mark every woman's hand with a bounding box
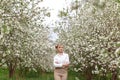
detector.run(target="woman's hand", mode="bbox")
[55,61,59,64]
[62,62,69,68]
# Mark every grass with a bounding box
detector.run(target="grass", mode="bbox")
[0,68,80,80]
[0,68,115,80]
[0,68,9,80]
[0,68,114,80]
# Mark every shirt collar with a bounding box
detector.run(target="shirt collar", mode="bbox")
[57,52,64,56]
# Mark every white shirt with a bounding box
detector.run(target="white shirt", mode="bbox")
[53,53,70,67]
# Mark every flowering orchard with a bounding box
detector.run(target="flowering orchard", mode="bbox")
[0,0,120,80]
[0,0,52,78]
[56,0,120,80]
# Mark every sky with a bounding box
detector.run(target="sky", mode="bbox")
[39,0,71,27]
[39,0,72,41]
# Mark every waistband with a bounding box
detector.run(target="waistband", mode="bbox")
[55,67,64,69]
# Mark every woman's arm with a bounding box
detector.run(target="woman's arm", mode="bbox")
[63,54,70,67]
[53,57,63,67]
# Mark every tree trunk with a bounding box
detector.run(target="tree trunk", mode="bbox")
[8,63,16,78]
[85,67,93,80]
[111,70,118,80]
[85,72,92,80]
[9,67,15,78]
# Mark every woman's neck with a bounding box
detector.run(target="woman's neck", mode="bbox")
[58,52,63,55]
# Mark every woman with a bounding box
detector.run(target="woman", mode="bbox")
[53,44,70,80]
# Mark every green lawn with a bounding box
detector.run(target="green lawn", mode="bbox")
[0,68,114,80]
[0,68,81,80]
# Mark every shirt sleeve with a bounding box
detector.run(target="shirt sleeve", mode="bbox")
[65,54,70,64]
[53,56,63,67]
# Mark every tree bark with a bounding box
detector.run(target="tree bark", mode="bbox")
[85,67,93,80]
[8,62,16,78]
[111,70,118,80]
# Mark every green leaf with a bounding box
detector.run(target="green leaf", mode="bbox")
[58,11,68,17]
[2,25,7,33]
[46,12,50,17]
[116,0,120,3]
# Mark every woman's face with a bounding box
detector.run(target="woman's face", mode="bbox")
[56,45,64,53]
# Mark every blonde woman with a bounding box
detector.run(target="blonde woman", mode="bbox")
[53,44,70,80]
